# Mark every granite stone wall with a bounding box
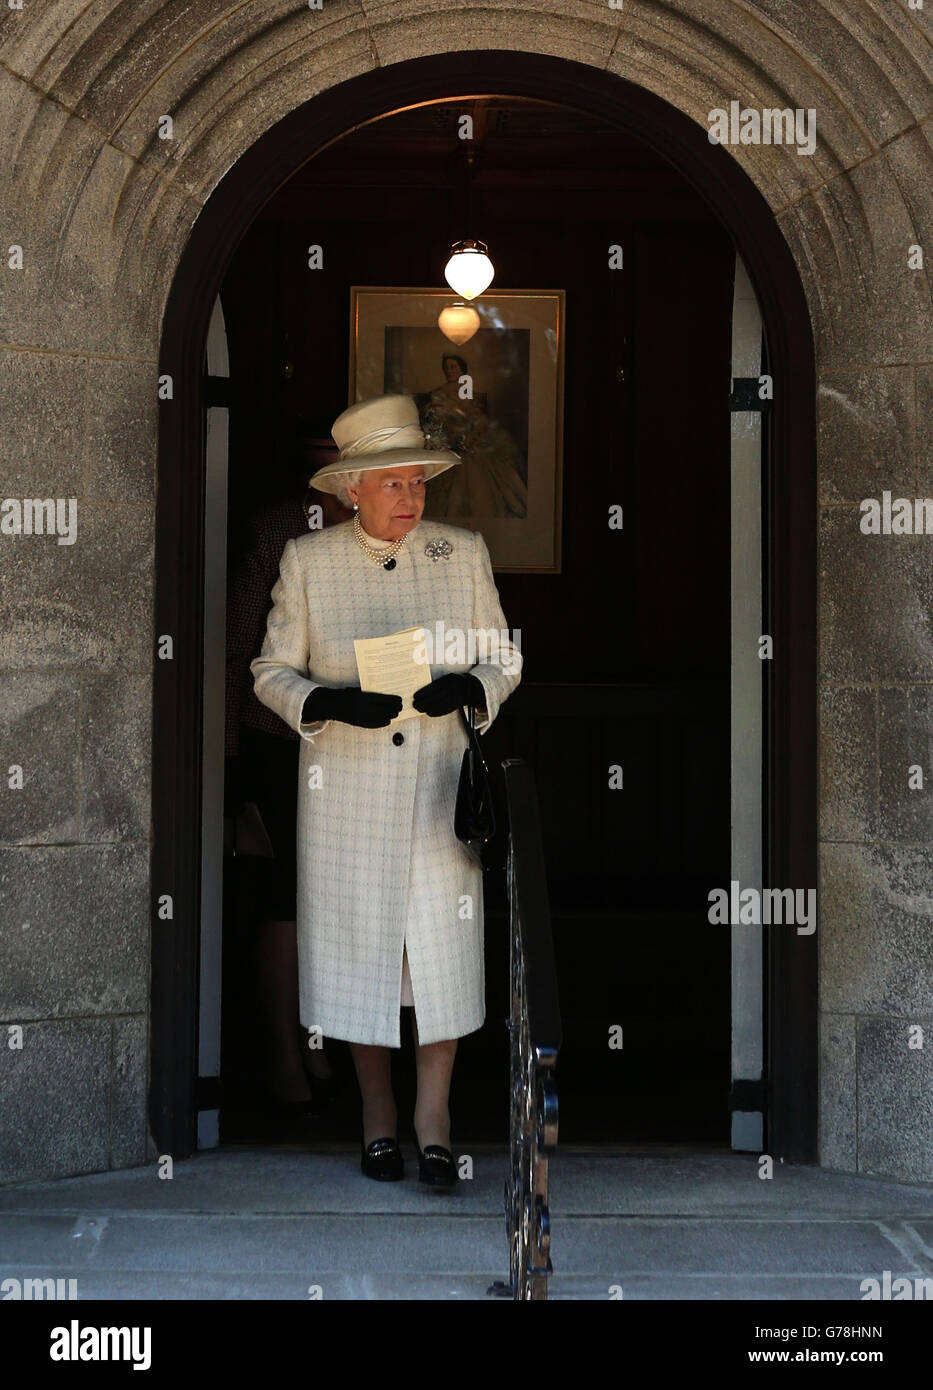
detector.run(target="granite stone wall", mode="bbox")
[0,1,931,1183]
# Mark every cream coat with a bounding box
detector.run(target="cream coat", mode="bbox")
[249,519,522,1047]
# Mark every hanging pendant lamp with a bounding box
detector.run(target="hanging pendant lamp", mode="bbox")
[443,145,495,301]
[444,239,495,300]
[437,300,481,344]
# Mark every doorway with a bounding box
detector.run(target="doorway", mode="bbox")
[151,53,817,1165]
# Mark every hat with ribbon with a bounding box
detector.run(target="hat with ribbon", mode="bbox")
[309,394,460,495]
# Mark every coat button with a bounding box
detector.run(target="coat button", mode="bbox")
[392,731,404,746]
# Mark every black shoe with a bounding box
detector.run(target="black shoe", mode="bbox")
[361,1136,404,1182]
[415,1141,457,1189]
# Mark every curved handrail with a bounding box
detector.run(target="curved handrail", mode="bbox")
[500,758,562,1300]
[502,759,562,1058]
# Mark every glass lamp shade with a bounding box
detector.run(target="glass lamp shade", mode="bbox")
[444,240,495,300]
[437,302,481,345]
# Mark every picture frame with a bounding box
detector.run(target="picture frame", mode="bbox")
[349,286,565,572]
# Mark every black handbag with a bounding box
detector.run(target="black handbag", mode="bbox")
[454,702,497,867]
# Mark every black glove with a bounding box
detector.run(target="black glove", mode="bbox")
[412,672,485,718]
[302,685,403,729]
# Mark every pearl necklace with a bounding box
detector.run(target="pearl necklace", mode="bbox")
[354,512,409,566]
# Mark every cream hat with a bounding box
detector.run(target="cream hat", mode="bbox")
[309,393,460,495]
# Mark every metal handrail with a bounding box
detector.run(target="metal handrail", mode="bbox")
[500,758,562,1300]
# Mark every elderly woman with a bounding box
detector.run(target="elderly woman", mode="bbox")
[250,394,522,1187]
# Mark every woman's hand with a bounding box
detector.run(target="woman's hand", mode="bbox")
[412,672,485,718]
[302,686,403,728]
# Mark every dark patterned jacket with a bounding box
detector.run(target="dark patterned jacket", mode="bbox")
[225,496,310,757]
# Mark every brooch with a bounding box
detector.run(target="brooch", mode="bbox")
[424,538,453,562]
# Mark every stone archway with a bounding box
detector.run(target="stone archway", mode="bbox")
[150,49,818,1163]
[2,4,930,1184]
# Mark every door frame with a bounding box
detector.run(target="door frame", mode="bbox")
[151,50,817,1162]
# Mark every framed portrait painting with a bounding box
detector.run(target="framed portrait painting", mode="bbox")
[349,287,565,572]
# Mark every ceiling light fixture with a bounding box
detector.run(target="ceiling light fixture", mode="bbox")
[443,143,495,300]
[443,240,494,301]
[437,300,482,344]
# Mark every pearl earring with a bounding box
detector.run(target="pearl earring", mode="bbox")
[353,502,359,511]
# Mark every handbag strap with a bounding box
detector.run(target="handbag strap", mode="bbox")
[458,701,491,776]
